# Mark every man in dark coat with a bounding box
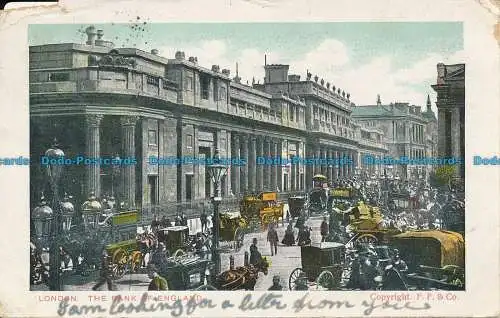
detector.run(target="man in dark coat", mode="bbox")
[268,275,283,290]
[320,216,329,242]
[147,264,168,290]
[267,224,279,256]
[92,250,114,291]
[249,238,261,265]
[200,208,208,233]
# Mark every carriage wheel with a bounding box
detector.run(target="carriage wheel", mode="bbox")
[195,284,217,290]
[173,249,185,260]
[316,270,335,290]
[354,234,378,245]
[130,251,143,272]
[289,267,305,290]
[234,227,245,252]
[112,248,128,265]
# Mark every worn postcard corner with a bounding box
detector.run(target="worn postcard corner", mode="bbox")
[0,0,499,317]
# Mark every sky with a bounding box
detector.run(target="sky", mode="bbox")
[29,22,464,114]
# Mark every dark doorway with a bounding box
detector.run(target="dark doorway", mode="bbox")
[148,175,158,205]
[185,174,193,201]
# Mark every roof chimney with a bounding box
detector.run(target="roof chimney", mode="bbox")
[376,94,382,106]
[85,25,97,45]
[233,62,241,83]
[151,49,159,55]
[175,51,185,60]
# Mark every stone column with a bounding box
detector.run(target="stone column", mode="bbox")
[328,149,333,182]
[240,135,249,193]
[248,136,257,192]
[264,137,271,190]
[85,114,103,197]
[256,136,264,192]
[271,139,278,191]
[120,116,138,208]
[321,148,328,176]
[231,133,241,195]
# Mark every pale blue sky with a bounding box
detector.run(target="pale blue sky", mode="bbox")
[29,22,464,110]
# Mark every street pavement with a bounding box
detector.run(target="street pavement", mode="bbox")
[32,204,326,291]
[219,208,325,291]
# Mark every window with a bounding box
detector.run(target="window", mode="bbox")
[289,105,294,121]
[148,130,158,146]
[186,134,193,148]
[213,79,219,101]
[146,75,159,86]
[200,75,210,100]
[184,76,193,91]
[445,111,452,156]
[48,72,70,82]
[219,86,227,100]
[148,176,158,205]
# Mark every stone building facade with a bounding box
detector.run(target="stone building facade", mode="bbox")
[431,63,465,179]
[29,26,388,211]
[351,94,438,180]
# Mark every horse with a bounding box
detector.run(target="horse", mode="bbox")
[136,231,158,267]
[214,256,270,290]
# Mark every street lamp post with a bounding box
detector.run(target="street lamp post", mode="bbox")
[206,149,228,276]
[44,141,65,291]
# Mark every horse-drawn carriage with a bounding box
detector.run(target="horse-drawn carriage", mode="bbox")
[156,253,215,290]
[287,195,307,219]
[240,192,284,227]
[308,175,329,214]
[155,225,191,257]
[219,210,247,251]
[289,242,346,290]
[390,230,465,290]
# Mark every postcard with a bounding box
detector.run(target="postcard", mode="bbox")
[0,0,499,317]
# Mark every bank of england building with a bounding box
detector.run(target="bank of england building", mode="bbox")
[29,26,436,214]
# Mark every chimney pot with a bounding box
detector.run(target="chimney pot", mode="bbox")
[85,25,97,45]
[175,51,185,60]
[151,49,159,55]
[96,29,104,40]
[211,65,220,73]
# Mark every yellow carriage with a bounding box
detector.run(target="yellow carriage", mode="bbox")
[103,211,143,279]
[240,192,284,228]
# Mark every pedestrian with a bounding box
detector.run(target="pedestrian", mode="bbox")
[181,213,188,226]
[147,264,169,290]
[267,223,279,256]
[249,238,262,265]
[268,275,283,290]
[286,210,290,224]
[320,216,329,242]
[160,215,168,228]
[200,207,208,233]
[281,223,295,246]
[175,213,182,226]
[151,215,160,231]
[150,242,169,270]
[92,250,114,291]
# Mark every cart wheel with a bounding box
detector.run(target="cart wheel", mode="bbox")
[354,234,378,245]
[195,284,217,290]
[112,248,128,266]
[289,267,305,290]
[316,270,334,290]
[234,228,245,251]
[173,249,185,260]
[130,251,143,272]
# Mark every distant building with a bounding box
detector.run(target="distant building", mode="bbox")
[431,63,465,179]
[351,94,438,180]
[29,25,389,213]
